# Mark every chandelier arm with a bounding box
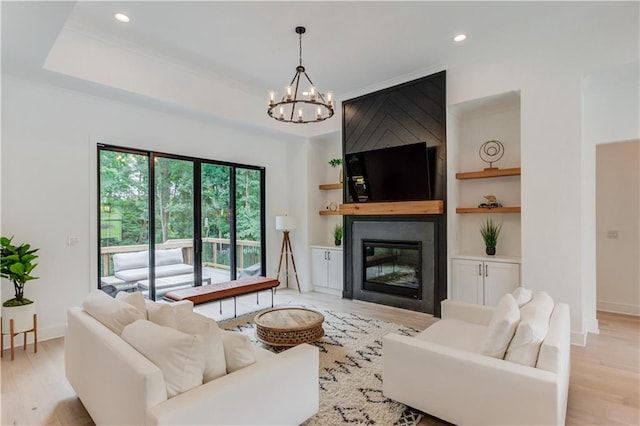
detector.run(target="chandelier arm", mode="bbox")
[290,72,302,121]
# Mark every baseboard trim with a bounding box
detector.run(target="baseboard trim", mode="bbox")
[597,301,640,316]
[571,330,587,347]
[2,323,65,350]
[587,318,600,335]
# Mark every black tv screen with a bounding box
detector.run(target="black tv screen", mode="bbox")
[345,142,436,203]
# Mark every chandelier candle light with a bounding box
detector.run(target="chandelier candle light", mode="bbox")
[267,26,334,123]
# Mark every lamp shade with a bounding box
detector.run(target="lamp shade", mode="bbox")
[276,215,296,231]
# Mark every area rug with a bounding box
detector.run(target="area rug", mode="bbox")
[220,307,424,426]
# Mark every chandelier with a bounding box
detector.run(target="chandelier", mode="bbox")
[267,26,334,124]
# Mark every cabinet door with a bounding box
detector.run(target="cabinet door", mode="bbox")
[483,261,520,306]
[327,249,344,291]
[451,259,483,304]
[311,248,329,288]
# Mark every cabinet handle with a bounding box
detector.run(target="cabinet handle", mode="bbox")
[327,251,331,261]
[485,264,488,277]
[478,264,482,276]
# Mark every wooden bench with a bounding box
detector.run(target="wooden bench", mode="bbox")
[165,276,279,317]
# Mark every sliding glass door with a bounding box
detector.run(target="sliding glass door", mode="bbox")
[98,145,265,300]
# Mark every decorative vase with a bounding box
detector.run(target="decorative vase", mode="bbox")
[1,302,36,334]
[485,246,496,256]
[335,239,342,246]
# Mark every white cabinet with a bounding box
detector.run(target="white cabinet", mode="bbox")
[311,246,343,295]
[451,257,520,306]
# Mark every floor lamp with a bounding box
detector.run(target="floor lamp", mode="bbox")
[275,215,301,293]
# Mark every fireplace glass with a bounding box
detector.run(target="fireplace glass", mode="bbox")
[362,240,422,299]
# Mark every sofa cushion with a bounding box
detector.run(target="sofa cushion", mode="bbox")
[114,264,194,282]
[122,319,206,398]
[113,250,149,273]
[177,311,227,382]
[146,301,178,328]
[155,248,184,266]
[115,291,147,318]
[505,291,554,366]
[415,319,487,353]
[221,330,256,373]
[512,287,533,307]
[83,290,144,335]
[481,293,520,359]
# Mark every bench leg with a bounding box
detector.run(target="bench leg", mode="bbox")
[271,288,274,308]
[233,297,237,318]
[256,291,259,304]
[220,300,222,315]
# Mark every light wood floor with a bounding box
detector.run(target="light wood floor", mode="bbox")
[1,290,638,425]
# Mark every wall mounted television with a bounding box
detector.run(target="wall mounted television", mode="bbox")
[345,142,437,203]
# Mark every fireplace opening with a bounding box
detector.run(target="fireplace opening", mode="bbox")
[362,240,422,299]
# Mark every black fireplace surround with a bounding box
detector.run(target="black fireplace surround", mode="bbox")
[340,71,447,317]
[343,215,446,316]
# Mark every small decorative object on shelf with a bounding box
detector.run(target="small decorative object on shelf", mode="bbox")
[478,194,503,209]
[480,217,502,256]
[328,158,343,183]
[333,224,343,246]
[479,140,504,169]
[328,201,338,211]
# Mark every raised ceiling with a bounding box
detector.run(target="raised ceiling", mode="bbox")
[1,1,634,137]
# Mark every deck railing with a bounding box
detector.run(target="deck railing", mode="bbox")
[100,238,261,277]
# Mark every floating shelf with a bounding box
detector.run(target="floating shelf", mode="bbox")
[319,183,343,190]
[456,207,521,214]
[319,210,342,216]
[455,167,521,180]
[341,200,444,216]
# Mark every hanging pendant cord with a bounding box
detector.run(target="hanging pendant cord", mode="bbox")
[299,32,303,66]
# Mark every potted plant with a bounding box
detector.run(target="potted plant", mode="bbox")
[1,236,39,335]
[480,218,502,256]
[328,158,343,183]
[333,224,343,246]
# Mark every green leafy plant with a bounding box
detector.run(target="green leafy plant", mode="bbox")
[1,236,39,307]
[480,218,502,249]
[328,158,342,168]
[333,224,343,241]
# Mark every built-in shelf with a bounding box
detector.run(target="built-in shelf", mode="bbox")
[319,183,343,190]
[319,210,342,216]
[456,207,521,214]
[455,167,521,180]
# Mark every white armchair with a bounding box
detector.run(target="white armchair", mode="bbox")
[383,298,570,426]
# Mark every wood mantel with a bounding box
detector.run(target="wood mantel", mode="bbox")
[339,200,444,216]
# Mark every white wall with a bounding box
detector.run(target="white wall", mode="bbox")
[445,4,638,344]
[1,75,303,342]
[596,141,640,315]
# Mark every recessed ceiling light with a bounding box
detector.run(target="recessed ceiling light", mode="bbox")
[114,13,130,23]
[454,34,467,42]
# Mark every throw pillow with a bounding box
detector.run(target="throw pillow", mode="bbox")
[480,293,520,359]
[83,290,144,335]
[146,301,178,328]
[221,330,256,373]
[122,319,206,398]
[177,311,227,382]
[115,291,147,318]
[505,291,554,366]
[512,287,533,307]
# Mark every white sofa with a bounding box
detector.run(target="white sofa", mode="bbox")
[383,297,571,426]
[66,298,319,425]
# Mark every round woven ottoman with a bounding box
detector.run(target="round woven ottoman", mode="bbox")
[254,307,324,346]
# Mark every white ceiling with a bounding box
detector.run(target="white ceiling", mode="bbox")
[2,1,636,136]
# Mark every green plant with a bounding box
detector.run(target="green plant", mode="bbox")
[333,224,343,241]
[480,218,502,249]
[1,236,39,307]
[328,158,342,168]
